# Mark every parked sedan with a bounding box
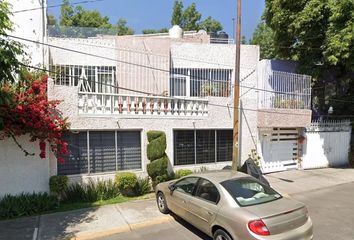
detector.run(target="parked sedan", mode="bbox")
[155,171,313,240]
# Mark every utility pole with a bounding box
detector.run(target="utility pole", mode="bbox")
[232,0,241,170]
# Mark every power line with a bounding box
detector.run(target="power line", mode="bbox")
[21,63,354,117]
[9,35,354,102]
[13,0,104,14]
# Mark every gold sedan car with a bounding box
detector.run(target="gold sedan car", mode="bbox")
[155,171,313,240]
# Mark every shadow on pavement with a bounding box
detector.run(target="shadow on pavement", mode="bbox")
[170,213,212,240]
[38,207,96,240]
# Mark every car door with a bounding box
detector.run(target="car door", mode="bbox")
[187,178,220,235]
[169,177,199,221]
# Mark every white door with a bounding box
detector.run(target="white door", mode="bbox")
[261,128,299,173]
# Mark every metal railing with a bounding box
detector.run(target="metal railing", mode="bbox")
[259,70,312,109]
[78,92,209,116]
[210,38,235,44]
[170,68,232,97]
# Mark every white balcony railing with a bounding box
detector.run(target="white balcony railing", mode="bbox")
[78,92,208,116]
[259,71,312,110]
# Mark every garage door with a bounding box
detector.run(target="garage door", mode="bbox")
[261,128,299,173]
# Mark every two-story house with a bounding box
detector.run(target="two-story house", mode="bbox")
[0,1,312,196]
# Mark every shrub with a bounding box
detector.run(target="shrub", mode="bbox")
[115,172,138,196]
[146,130,170,187]
[63,179,120,203]
[175,169,193,179]
[49,175,69,198]
[147,132,166,161]
[0,192,58,219]
[147,156,168,180]
[134,177,152,196]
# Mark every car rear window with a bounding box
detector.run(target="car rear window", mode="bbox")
[221,177,282,206]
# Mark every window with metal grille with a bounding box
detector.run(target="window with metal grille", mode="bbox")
[196,130,215,164]
[217,130,233,162]
[117,132,141,170]
[174,130,195,165]
[89,131,116,173]
[58,132,88,175]
[57,130,141,175]
[174,129,232,166]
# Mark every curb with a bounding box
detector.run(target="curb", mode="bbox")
[71,215,173,240]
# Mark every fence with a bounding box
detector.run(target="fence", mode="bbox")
[259,70,312,110]
[302,120,352,169]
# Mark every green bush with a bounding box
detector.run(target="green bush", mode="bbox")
[49,175,69,198]
[147,131,164,142]
[175,169,193,179]
[115,172,138,196]
[147,156,168,179]
[63,179,120,203]
[134,177,152,196]
[147,133,166,161]
[0,192,58,219]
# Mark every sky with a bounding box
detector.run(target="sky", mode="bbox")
[48,0,265,41]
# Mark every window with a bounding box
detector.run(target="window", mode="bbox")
[174,130,195,165]
[50,65,116,93]
[221,177,282,207]
[58,132,88,175]
[174,177,199,195]
[89,131,116,173]
[58,131,141,175]
[174,129,232,166]
[196,130,215,164]
[195,179,220,204]
[217,130,233,162]
[170,68,232,97]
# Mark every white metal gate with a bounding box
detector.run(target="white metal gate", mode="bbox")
[260,128,299,173]
[302,120,352,169]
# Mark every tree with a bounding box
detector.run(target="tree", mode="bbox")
[142,28,168,34]
[47,14,57,26]
[264,0,354,116]
[171,1,183,26]
[60,0,112,28]
[170,1,223,33]
[0,3,69,161]
[199,16,223,33]
[250,21,277,59]
[0,1,23,84]
[116,18,134,36]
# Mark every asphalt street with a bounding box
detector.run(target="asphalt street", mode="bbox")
[98,182,354,240]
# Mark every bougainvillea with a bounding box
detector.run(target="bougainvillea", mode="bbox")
[0,70,69,163]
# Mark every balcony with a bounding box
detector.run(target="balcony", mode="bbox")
[258,70,312,128]
[78,92,208,117]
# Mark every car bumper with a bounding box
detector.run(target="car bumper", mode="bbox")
[249,217,313,240]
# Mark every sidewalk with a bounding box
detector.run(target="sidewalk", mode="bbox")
[1,168,354,240]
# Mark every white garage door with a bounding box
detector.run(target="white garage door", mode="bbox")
[261,128,299,173]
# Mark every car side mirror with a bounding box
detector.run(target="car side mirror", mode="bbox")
[168,183,176,192]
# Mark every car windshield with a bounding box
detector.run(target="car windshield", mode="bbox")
[220,177,282,207]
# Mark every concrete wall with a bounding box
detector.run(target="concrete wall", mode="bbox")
[9,0,46,66]
[0,136,50,197]
[258,109,312,128]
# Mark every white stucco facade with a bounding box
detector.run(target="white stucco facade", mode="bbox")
[8,0,47,66]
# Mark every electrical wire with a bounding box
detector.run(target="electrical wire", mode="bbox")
[20,63,354,118]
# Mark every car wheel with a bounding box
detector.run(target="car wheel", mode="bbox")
[213,229,232,240]
[157,192,169,214]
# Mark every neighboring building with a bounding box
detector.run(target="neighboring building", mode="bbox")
[0,1,312,196]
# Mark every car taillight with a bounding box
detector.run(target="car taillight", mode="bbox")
[248,219,270,236]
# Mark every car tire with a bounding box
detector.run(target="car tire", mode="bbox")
[157,192,169,214]
[213,229,232,240]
